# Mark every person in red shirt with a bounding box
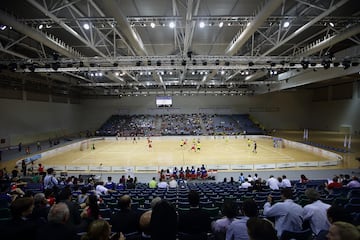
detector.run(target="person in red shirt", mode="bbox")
[38,163,44,174]
[326,177,343,190]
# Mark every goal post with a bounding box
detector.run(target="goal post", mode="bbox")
[80,140,89,151]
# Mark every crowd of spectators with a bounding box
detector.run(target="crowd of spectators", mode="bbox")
[95,113,264,137]
[0,167,360,240]
[96,115,157,137]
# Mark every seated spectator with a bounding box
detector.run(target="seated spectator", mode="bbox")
[239,173,245,183]
[279,175,291,188]
[266,175,279,190]
[44,188,56,206]
[111,195,140,234]
[30,192,50,223]
[150,200,177,240]
[0,182,14,205]
[327,205,353,224]
[179,167,185,179]
[0,197,37,240]
[10,177,26,197]
[172,167,178,179]
[78,187,89,208]
[119,175,126,185]
[81,219,125,240]
[325,177,343,191]
[212,201,238,235]
[342,174,351,185]
[201,167,208,179]
[139,197,162,238]
[253,173,259,182]
[81,194,100,220]
[327,221,360,240]
[165,169,172,180]
[346,176,360,188]
[240,178,252,189]
[149,177,157,188]
[246,217,278,240]
[104,176,116,190]
[253,178,263,192]
[95,182,116,195]
[303,188,331,235]
[263,188,303,238]
[58,186,81,226]
[300,174,309,184]
[178,190,212,239]
[169,177,178,188]
[157,179,168,189]
[37,202,77,240]
[226,199,258,240]
[126,177,136,189]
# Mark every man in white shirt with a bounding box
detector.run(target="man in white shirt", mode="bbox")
[226,199,258,240]
[157,179,169,189]
[169,177,178,188]
[95,182,116,195]
[43,168,58,190]
[263,188,303,238]
[347,176,360,188]
[303,188,331,235]
[266,175,280,190]
[280,175,292,188]
[240,178,252,189]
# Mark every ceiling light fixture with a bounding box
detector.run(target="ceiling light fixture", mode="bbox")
[38,24,43,30]
[219,22,224,28]
[199,21,205,28]
[169,22,175,29]
[150,22,156,28]
[0,25,7,31]
[283,21,290,28]
[83,23,90,30]
[329,22,334,27]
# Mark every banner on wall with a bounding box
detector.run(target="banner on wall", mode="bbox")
[17,154,42,166]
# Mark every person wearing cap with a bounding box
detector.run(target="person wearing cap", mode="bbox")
[303,188,331,235]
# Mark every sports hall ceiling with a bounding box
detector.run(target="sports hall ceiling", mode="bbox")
[0,0,359,97]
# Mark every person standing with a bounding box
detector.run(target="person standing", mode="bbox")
[44,168,58,190]
[21,160,27,176]
[253,141,257,153]
[38,163,45,176]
